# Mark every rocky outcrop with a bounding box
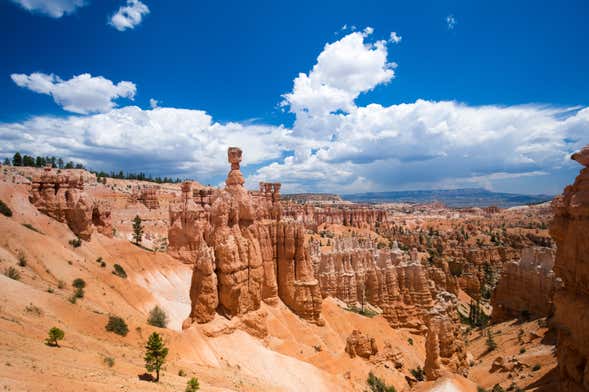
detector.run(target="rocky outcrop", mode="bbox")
[424,292,469,381]
[550,146,589,391]
[491,247,558,322]
[137,186,160,209]
[177,148,323,328]
[30,166,111,240]
[345,330,378,359]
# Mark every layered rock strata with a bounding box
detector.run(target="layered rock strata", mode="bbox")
[550,146,589,391]
[491,247,558,322]
[30,166,111,240]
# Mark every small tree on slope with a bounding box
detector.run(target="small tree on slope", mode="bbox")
[133,215,143,245]
[144,332,168,382]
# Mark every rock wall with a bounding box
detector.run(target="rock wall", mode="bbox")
[550,146,589,391]
[175,148,323,327]
[29,166,112,240]
[491,247,557,322]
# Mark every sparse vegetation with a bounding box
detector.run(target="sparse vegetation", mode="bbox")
[68,294,77,304]
[144,332,168,382]
[74,287,84,298]
[22,223,43,234]
[112,264,127,278]
[72,278,86,289]
[4,266,20,280]
[491,384,505,392]
[407,338,413,346]
[519,347,526,354]
[0,200,12,217]
[105,315,129,336]
[147,306,168,328]
[104,356,115,367]
[58,280,66,289]
[45,327,64,347]
[133,215,144,245]
[410,366,425,381]
[532,364,541,371]
[185,377,200,392]
[25,303,42,316]
[178,369,187,377]
[100,261,106,268]
[477,387,487,392]
[69,237,82,248]
[17,251,27,267]
[345,305,378,318]
[486,329,498,352]
[367,371,396,392]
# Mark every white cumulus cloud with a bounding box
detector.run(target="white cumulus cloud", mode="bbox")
[10,72,136,114]
[110,0,149,31]
[281,31,394,120]
[10,0,87,18]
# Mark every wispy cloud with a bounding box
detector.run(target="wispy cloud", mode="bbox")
[389,31,402,44]
[10,0,87,18]
[446,14,457,30]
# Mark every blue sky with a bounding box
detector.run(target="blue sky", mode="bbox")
[0,0,588,194]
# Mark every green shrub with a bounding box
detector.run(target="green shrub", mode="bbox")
[74,287,84,299]
[477,387,487,392]
[147,306,168,328]
[185,377,200,392]
[45,327,64,347]
[486,329,498,352]
[4,266,20,280]
[410,366,425,381]
[69,238,82,248]
[104,356,115,367]
[491,385,505,392]
[68,294,77,304]
[532,364,541,371]
[519,348,526,354]
[96,257,103,264]
[0,200,12,217]
[17,251,27,267]
[367,371,396,392]
[407,338,414,346]
[112,264,127,278]
[105,315,129,336]
[178,369,187,377]
[72,278,86,289]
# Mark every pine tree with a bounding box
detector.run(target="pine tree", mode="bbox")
[2,158,10,166]
[144,332,168,382]
[133,215,143,245]
[12,152,22,166]
[57,157,64,169]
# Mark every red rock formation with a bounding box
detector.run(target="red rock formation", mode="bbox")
[345,329,378,359]
[138,186,160,209]
[550,147,589,391]
[30,166,110,240]
[424,292,469,380]
[178,148,323,327]
[491,247,557,322]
